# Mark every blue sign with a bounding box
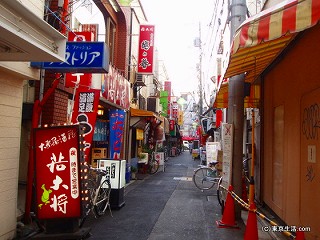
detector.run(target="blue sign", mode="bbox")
[109,109,125,159]
[31,42,109,73]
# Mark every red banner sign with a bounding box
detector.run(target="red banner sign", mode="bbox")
[137,25,155,74]
[34,125,81,219]
[102,65,130,109]
[71,89,100,162]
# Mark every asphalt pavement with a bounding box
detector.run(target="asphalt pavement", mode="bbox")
[26,150,290,240]
[82,151,248,240]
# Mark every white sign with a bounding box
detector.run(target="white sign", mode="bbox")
[221,123,233,188]
[206,142,221,166]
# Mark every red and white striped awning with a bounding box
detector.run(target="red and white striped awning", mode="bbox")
[222,0,320,83]
[214,81,260,108]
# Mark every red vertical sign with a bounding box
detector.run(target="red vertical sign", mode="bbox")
[71,89,100,162]
[137,25,155,74]
[34,126,81,219]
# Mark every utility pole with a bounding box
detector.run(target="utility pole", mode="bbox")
[228,0,247,220]
[194,22,203,123]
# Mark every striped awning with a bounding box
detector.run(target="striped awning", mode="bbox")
[214,82,260,108]
[222,0,320,83]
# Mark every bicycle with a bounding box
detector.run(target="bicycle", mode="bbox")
[147,151,160,174]
[79,165,112,227]
[192,161,221,191]
[216,157,251,209]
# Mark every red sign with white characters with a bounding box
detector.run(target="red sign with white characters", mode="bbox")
[102,65,130,109]
[34,125,81,219]
[71,89,100,162]
[137,25,155,74]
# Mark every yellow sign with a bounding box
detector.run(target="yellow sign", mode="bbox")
[178,111,183,125]
[136,129,144,140]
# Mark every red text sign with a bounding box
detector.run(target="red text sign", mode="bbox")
[35,125,81,219]
[137,25,155,74]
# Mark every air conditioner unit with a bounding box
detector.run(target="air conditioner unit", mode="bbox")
[135,73,146,86]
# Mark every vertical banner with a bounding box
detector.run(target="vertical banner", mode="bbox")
[137,25,155,74]
[72,89,100,162]
[221,123,233,188]
[109,109,126,159]
[34,125,81,219]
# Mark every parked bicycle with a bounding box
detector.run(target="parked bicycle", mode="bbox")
[216,157,252,210]
[192,161,221,191]
[79,165,112,227]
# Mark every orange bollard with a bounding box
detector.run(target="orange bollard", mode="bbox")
[216,185,239,228]
[244,203,258,240]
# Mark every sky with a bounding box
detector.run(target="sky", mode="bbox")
[139,0,215,96]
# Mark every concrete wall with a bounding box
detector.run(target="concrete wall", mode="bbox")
[0,73,24,240]
[263,24,320,239]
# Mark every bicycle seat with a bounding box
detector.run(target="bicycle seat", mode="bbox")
[209,161,219,167]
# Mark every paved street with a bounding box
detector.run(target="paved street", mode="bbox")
[83,151,248,240]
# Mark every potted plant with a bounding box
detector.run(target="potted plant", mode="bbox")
[131,166,137,180]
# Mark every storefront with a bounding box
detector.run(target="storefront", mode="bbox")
[129,108,164,172]
[219,0,320,238]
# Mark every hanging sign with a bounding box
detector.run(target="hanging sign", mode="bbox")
[102,65,130,109]
[71,89,100,162]
[31,42,109,73]
[109,109,126,159]
[137,25,155,74]
[34,125,81,219]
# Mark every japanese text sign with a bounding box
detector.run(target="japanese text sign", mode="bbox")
[102,65,130,109]
[109,109,125,159]
[34,125,81,219]
[31,42,109,73]
[71,89,100,162]
[137,25,155,74]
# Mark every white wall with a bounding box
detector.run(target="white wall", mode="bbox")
[0,74,24,240]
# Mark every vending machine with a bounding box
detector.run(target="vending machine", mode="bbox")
[97,159,126,209]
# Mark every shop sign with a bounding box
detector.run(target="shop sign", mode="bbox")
[137,24,155,74]
[71,89,100,162]
[31,42,109,73]
[109,109,126,159]
[34,125,81,219]
[102,65,130,109]
[64,32,94,88]
[172,102,178,119]
[136,129,144,140]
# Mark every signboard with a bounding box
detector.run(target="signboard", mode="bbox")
[206,142,221,166]
[109,109,125,159]
[137,25,155,74]
[221,123,233,188]
[31,42,109,73]
[71,89,100,162]
[102,65,130,109]
[34,125,81,219]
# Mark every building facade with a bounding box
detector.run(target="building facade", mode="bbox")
[0,0,66,238]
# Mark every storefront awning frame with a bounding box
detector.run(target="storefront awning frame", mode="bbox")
[222,0,320,83]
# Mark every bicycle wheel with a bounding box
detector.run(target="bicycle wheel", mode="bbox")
[193,167,218,191]
[93,179,111,217]
[217,177,227,209]
[149,160,159,174]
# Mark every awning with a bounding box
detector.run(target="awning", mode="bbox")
[130,107,162,128]
[130,107,162,120]
[222,0,320,83]
[214,82,260,108]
